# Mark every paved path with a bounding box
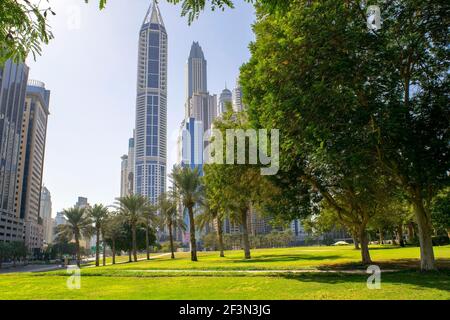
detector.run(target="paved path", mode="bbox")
[0,264,63,274]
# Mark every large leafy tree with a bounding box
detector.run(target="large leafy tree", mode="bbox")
[56,207,93,267]
[240,0,449,270]
[170,166,204,261]
[431,188,450,238]
[204,110,275,260]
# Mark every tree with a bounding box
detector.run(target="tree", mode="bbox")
[116,194,149,262]
[240,0,449,269]
[170,166,204,261]
[102,214,122,265]
[0,242,11,268]
[112,222,154,260]
[432,188,450,238]
[88,204,109,267]
[196,198,225,257]
[159,191,186,259]
[141,203,158,260]
[56,207,93,267]
[204,110,276,260]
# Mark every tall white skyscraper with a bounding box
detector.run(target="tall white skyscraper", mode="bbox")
[39,186,53,245]
[134,1,167,204]
[232,77,245,112]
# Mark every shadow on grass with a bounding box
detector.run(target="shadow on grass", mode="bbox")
[279,269,450,293]
[232,254,343,264]
[316,258,450,271]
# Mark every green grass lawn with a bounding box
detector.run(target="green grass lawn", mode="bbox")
[0,245,449,300]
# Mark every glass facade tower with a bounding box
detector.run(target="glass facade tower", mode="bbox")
[134,1,167,204]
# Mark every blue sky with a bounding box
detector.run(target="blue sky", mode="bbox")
[26,0,255,215]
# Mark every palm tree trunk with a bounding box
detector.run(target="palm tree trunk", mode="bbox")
[95,227,100,267]
[169,222,175,259]
[75,233,81,267]
[132,223,138,262]
[217,217,225,258]
[188,206,198,261]
[241,208,251,260]
[145,224,150,260]
[112,238,116,265]
[102,233,106,266]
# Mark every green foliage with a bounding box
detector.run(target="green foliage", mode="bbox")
[111,222,156,253]
[431,188,450,234]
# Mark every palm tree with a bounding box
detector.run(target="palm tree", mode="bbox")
[196,200,225,257]
[159,191,186,259]
[141,203,157,260]
[170,166,203,262]
[103,213,122,265]
[116,194,149,262]
[88,204,109,267]
[57,207,93,267]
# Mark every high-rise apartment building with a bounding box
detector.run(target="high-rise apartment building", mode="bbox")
[0,60,29,243]
[120,154,129,197]
[134,1,167,205]
[232,78,245,113]
[39,186,53,245]
[218,87,232,115]
[17,80,50,251]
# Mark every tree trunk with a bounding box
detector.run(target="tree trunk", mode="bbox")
[75,233,81,267]
[241,208,251,259]
[407,222,415,241]
[128,249,132,262]
[131,223,138,262]
[102,233,106,266]
[447,229,450,240]
[217,217,225,258]
[412,196,436,271]
[397,225,405,247]
[352,233,360,249]
[378,228,383,245]
[95,227,100,267]
[169,222,175,259]
[359,227,372,265]
[112,239,116,265]
[145,225,150,260]
[188,206,198,261]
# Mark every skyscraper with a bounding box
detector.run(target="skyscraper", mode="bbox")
[0,60,29,244]
[185,41,207,103]
[39,186,53,245]
[232,77,245,113]
[17,80,50,251]
[134,1,167,204]
[218,87,232,115]
[120,154,129,197]
[184,42,217,133]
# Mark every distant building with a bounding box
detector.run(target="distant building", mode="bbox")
[17,80,50,252]
[0,60,29,244]
[39,186,53,245]
[54,211,67,227]
[179,117,204,173]
[218,87,232,115]
[232,78,245,113]
[75,197,88,209]
[120,154,129,198]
